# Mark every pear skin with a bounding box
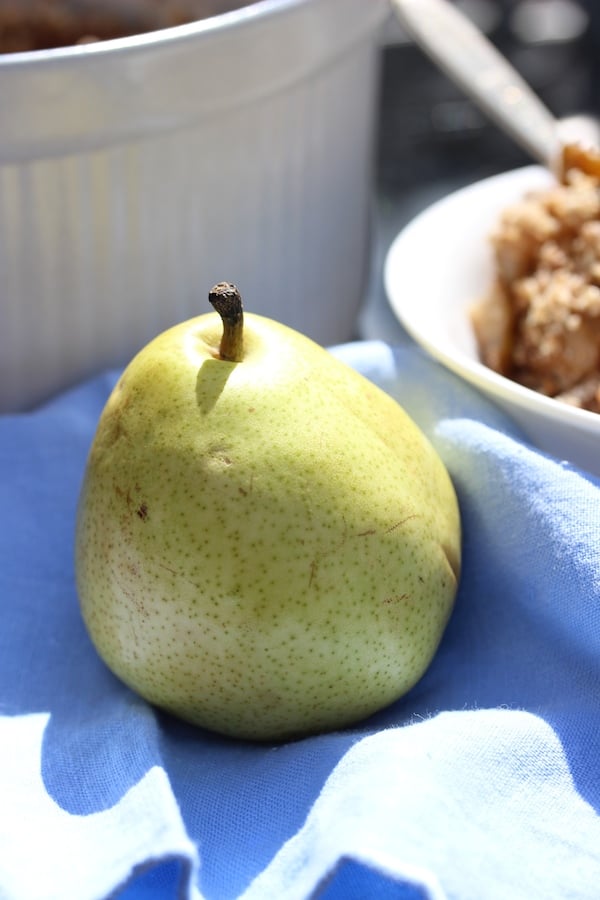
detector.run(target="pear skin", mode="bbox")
[75,286,461,741]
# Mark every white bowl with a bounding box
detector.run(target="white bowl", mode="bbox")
[384,165,600,479]
[0,0,388,412]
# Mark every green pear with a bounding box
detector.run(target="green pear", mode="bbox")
[75,283,461,741]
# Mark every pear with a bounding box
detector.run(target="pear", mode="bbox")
[75,283,461,741]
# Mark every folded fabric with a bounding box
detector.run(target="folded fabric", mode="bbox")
[1,341,599,900]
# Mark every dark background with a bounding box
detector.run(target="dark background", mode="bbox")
[360,0,600,340]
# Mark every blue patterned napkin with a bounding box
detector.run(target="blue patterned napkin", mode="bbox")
[1,341,599,900]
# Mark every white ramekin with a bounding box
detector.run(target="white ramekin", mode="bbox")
[0,0,389,411]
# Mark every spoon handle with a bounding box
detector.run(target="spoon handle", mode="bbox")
[390,0,561,166]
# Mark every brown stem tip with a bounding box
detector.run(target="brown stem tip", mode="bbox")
[208,282,244,362]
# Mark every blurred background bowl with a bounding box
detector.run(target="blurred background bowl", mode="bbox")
[384,164,600,478]
[0,0,388,412]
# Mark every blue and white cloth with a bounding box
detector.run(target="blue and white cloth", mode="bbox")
[1,341,599,899]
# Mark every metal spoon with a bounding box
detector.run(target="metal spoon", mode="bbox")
[390,0,597,168]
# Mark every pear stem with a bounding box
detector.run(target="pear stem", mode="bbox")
[208,282,244,362]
